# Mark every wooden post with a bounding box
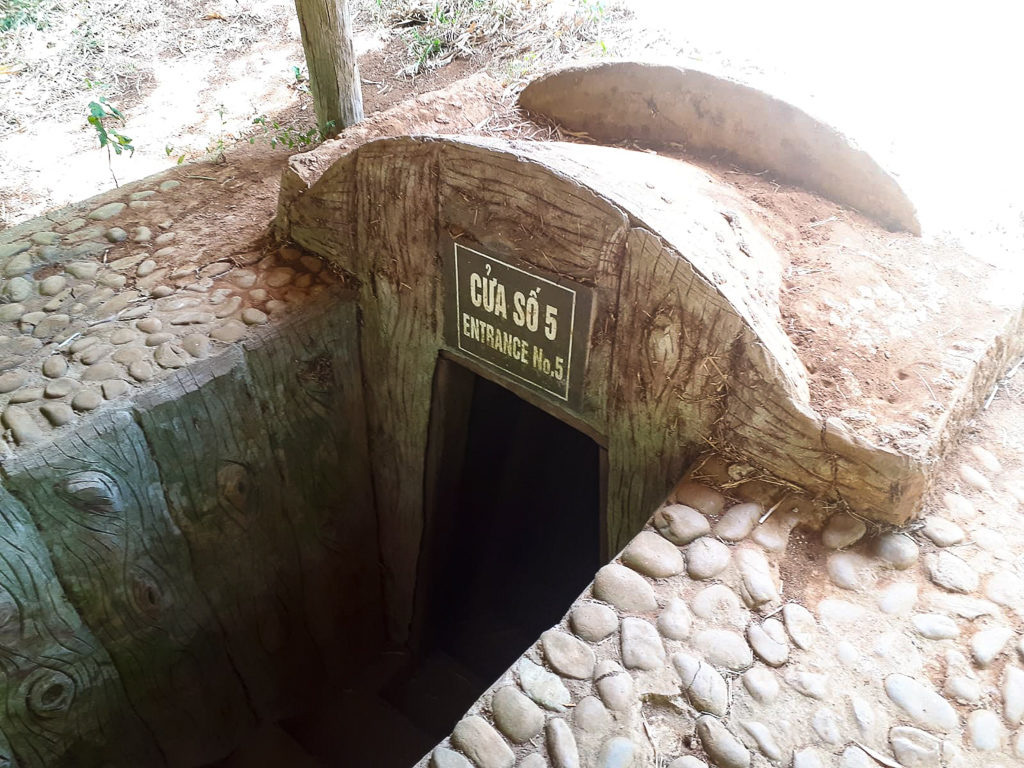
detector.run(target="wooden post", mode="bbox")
[293,0,363,136]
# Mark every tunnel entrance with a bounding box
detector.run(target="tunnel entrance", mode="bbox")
[389,360,604,755]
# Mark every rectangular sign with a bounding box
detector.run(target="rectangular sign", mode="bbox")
[448,242,591,404]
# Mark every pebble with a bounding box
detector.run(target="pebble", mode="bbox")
[133,228,153,244]
[102,380,129,399]
[81,362,121,382]
[738,721,781,762]
[889,726,941,767]
[42,356,68,378]
[105,227,128,243]
[911,613,959,640]
[129,360,155,382]
[80,344,112,366]
[40,402,74,427]
[491,686,543,743]
[570,603,617,642]
[750,511,797,552]
[741,666,779,704]
[922,516,965,547]
[971,626,1014,666]
[657,598,692,640]
[210,319,248,344]
[826,552,876,591]
[985,572,1024,607]
[0,303,25,321]
[71,390,102,412]
[685,537,731,579]
[230,269,258,288]
[672,652,728,716]
[168,310,214,326]
[4,277,33,302]
[696,716,750,768]
[145,332,174,346]
[786,670,828,700]
[1,406,42,444]
[877,581,918,614]
[594,661,633,711]
[734,548,779,607]
[791,748,826,768]
[154,343,189,369]
[967,709,1004,750]
[70,337,99,354]
[621,530,684,577]
[691,584,749,629]
[113,347,145,364]
[849,694,875,736]
[694,628,753,671]
[838,746,872,768]
[874,533,919,569]
[39,275,67,296]
[668,758,707,768]
[959,463,992,492]
[0,372,25,393]
[592,563,657,612]
[151,286,175,298]
[137,317,163,333]
[822,513,868,549]
[541,629,595,679]
[1003,665,1024,725]
[811,707,842,744]
[672,482,725,516]
[249,288,269,303]
[110,328,136,345]
[44,378,77,398]
[885,674,958,731]
[925,552,979,593]
[3,249,33,276]
[431,747,472,768]
[517,659,570,711]
[545,718,578,768]
[154,232,176,246]
[450,716,513,768]
[30,231,60,246]
[573,696,610,732]
[592,737,634,768]
[214,295,243,318]
[714,503,762,541]
[241,307,268,325]
[654,504,711,545]
[746,621,789,666]
[620,617,665,670]
[9,388,43,404]
[265,267,295,288]
[88,202,126,220]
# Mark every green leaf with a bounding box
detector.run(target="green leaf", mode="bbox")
[88,102,106,119]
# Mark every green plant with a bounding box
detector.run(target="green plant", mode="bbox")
[0,0,46,32]
[164,144,185,165]
[86,96,134,187]
[249,116,334,150]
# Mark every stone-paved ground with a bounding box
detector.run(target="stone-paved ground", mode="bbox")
[0,178,337,449]
[421,382,1024,767]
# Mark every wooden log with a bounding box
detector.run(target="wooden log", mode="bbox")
[354,139,442,639]
[0,481,164,768]
[293,0,363,136]
[241,296,384,674]
[2,411,253,767]
[133,347,324,723]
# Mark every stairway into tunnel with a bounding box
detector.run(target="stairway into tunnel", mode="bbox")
[265,360,605,767]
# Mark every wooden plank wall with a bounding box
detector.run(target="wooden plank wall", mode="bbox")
[0,290,378,767]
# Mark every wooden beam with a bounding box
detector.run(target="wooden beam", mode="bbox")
[293,0,364,136]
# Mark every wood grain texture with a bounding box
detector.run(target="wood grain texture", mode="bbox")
[133,347,324,723]
[292,0,363,135]
[0,481,164,768]
[242,294,383,674]
[437,138,629,426]
[607,228,742,551]
[2,411,253,767]
[355,139,442,639]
